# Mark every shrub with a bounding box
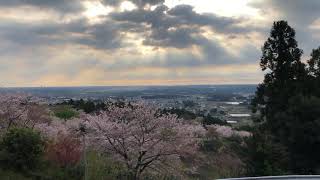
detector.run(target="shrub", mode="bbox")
[0,128,45,172]
[0,169,31,180]
[202,115,228,126]
[86,151,126,180]
[53,106,78,121]
[234,125,254,132]
[45,134,82,168]
[200,128,223,152]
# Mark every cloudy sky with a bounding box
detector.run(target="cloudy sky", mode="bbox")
[0,0,320,87]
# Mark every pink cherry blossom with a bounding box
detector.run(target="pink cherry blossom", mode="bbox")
[209,125,251,138]
[82,102,205,179]
[0,93,51,131]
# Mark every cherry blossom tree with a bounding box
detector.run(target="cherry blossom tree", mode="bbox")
[83,102,205,179]
[0,93,28,129]
[25,103,51,128]
[0,93,51,131]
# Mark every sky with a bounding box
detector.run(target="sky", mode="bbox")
[0,0,320,87]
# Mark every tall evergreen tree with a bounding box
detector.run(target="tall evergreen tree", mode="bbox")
[249,21,319,175]
[252,20,306,135]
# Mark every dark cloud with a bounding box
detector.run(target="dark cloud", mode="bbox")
[0,18,123,50]
[167,5,243,33]
[249,0,320,55]
[76,22,122,50]
[0,21,63,46]
[0,0,84,14]
[111,5,172,27]
[101,0,165,8]
[110,3,250,49]
[111,3,247,33]
[249,0,320,26]
[143,27,199,48]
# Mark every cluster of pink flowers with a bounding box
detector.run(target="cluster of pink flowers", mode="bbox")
[35,115,86,139]
[209,125,251,138]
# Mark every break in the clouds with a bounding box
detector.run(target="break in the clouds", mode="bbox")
[0,0,319,86]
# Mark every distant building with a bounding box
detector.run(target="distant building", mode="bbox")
[229,114,251,117]
[225,102,241,105]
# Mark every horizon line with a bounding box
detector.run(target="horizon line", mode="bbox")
[0,83,258,88]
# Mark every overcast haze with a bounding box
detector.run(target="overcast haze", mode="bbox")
[0,0,320,87]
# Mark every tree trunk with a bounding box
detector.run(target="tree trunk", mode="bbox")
[132,169,140,180]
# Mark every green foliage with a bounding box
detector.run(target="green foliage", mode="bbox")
[53,105,78,121]
[202,115,228,126]
[182,100,196,108]
[0,128,84,179]
[162,108,197,120]
[0,128,45,172]
[282,95,320,173]
[246,127,289,176]
[198,129,247,179]
[200,130,223,153]
[61,99,107,113]
[0,169,32,180]
[85,151,184,180]
[86,151,126,180]
[35,163,84,180]
[234,125,254,132]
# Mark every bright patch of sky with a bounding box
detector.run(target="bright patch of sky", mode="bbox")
[120,1,137,11]
[164,0,259,17]
[83,1,113,18]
